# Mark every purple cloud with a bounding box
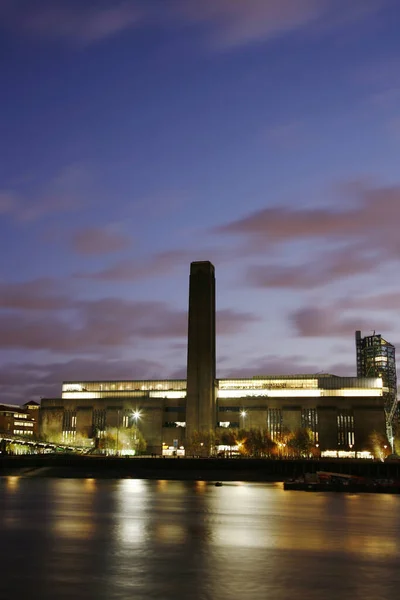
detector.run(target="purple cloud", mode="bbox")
[0,282,260,353]
[216,183,400,248]
[247,246,381,289]
[0,164,90,222]
[0,357,169,405]
[71,226,131,255]
[214,182,400,289]
[290,306,390,338]
[178,0,329,49]
[74,250,195,281]
[0,279,70,310]
[176,0,382,49]
[1,0,383,51]
[3,1,142,45]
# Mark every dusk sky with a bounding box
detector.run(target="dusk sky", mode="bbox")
[2,0,400,404]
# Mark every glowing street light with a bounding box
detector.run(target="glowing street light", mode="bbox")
[240,410,247,429]
[131,410,142,454]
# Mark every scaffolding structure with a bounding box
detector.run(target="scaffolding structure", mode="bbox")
[356,330,398,449]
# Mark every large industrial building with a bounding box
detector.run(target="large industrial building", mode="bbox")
[40,262,396,455]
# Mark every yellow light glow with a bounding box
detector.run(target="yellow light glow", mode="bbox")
[6,476,19,490]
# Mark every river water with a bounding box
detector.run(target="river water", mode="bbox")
[1,478,399,600]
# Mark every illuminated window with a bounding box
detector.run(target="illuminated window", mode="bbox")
[301,409,318,443]
[267,409,282,440]
[337,410,355,447]
[92,409,106,434]
[62,410,77,432]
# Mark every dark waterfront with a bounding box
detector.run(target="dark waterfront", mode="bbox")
[1,479,400,600]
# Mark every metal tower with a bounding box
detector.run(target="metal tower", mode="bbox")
[356,330,398,448]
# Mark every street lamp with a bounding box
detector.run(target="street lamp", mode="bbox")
[240,410,247,429]
[132,410,141,453]
[116,409,120,456]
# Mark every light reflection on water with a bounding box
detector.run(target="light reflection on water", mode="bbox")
[0,478,400,600]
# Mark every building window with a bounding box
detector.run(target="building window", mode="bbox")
[63,410,77,432]
[337,410,355,447]
[301,409,318,443]
[92,409,106,435]
[13,429,33,436]
[267,409,282,440]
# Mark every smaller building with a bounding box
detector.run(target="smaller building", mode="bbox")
[0,404,36,438]
[23,401,40,437]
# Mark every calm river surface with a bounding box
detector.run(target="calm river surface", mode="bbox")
[1,478,400,600]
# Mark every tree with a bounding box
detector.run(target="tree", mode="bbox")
[368,430,390,460]
[215,428,237,456]
[123,425,147,454]
[273,427,292,458]
[287,428,313,458]
[185,430,215,456]
[235,428,277,458]
[103,425,147,455]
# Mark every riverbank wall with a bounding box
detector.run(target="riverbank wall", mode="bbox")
[1,455,400,481]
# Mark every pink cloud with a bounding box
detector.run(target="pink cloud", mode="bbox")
[220,353,322,378]
[0,357,169,405]
[215,182,400,288]
[0,191,20,215]
[0,286,260,353]
[0,278,70,310]
[343,292,400,312]
[9,1,142,45]
[0,164,90,223]
[217,183,400,247]
[247,246,381,289]
[290,306,390,338]
[2,0,383,51]
[74,249,195,281]
[178,0,330,48]
[217,309,260,335]
[72,226,131,255]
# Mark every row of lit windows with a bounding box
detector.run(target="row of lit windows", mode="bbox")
[14,421,34,427]
[219,379,319,390]
[337,412,355,447]
[13,430,33,436]
[62,380,187,393]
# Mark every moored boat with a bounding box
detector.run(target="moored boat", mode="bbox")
[284,471,400,493]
